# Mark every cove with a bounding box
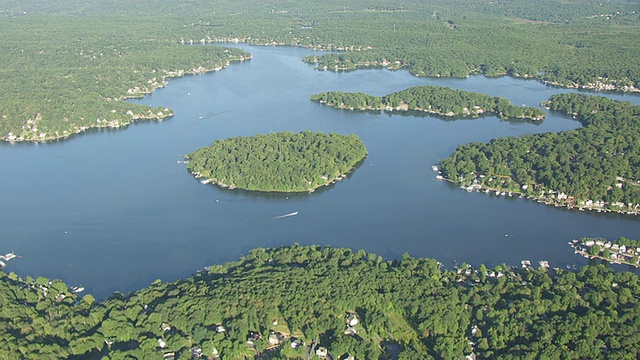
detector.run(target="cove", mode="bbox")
[1,44,639,299]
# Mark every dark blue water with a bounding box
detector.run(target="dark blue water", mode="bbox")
[2,44,639,298]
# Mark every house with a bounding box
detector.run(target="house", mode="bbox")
[290,338,303,349]
[346,313,359,327]
[470,324,479,337]
[190,346,203,358]
[247,331,261,342]
[316,346,328,358]
[344,326,357,336]
[268,333,280,346]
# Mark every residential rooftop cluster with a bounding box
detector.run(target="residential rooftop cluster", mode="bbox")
[571,238,640,268]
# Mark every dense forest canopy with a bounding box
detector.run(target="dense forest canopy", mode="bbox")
[2,0,638,22]
[311,86,546,120]
[439,94,640,213]
[1,0,639,141]
[185,131,367,192]
[1,244,639,359]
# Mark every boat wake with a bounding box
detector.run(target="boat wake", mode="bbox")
[272,211,298,219]
[198,109,235,120]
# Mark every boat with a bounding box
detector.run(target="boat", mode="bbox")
[0,252,18,261]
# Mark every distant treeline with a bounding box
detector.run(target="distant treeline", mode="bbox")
[2,0,639,141]
[311,86,546,120]
[185,131,367,192]
[1,244,639,358]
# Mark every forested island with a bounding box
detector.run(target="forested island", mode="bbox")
[1,244,639,359]
[439,93,640,214]
[311,86,546,120]
[185,131,367,192]
[2,0,640,142]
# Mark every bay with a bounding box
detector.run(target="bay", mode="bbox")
[1,44,639,298]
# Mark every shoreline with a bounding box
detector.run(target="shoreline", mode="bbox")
[191,168,356,194]
[315,100,545,121]
[569,238,640,268]
[211,37,640,94]
[434,168,640,216]
[2,55,251,143]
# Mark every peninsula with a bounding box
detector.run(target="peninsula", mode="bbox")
[438,93,640,215]
[0,18,251,143]
[185,131,367,192]
[311,86,546,121]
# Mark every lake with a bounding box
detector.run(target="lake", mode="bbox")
[2,44,640,298]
